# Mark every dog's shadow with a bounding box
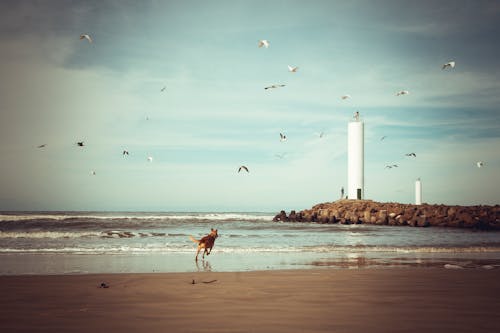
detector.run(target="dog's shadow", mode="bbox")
[195,259,212,272]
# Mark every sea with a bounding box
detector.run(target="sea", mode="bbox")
[1,211,500,275]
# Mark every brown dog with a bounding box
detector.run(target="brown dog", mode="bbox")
[189,228,218,261]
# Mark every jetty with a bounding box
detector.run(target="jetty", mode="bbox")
[273,200,500,230]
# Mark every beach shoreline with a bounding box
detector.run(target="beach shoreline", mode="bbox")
[1,268,499,333]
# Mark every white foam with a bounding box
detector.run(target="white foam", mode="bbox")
[0,212,274,222]
[0,231,103,239]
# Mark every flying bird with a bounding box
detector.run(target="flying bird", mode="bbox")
[280,133,287,142]
[316,131,325,138]
[123,150,129,156]
[91,171,96,176]
[265,84,285,90]
[288,65,298,72]
[386,164,399,169]
[238,165,249,173]
[79,34,93,43]
[147,156,153,162]
[160,86,166,92]
[380,136,387,141]
[341,95,351,100]
[477,161,484,168]
[258,40,269,48]
[405,153,416,157]
[37,144,47,148]
[396,90,409,96]
[442,61,456,70]
[76,141,84,147]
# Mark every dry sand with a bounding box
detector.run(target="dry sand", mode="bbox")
[0,269,499,333]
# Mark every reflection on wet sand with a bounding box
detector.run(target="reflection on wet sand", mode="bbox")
[196,259,212,272]
[310,256,500,269]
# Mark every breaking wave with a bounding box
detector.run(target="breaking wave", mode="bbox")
[1,244,499,255]
[0,212,274,223]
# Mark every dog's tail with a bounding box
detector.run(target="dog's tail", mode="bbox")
[189,235,199,244]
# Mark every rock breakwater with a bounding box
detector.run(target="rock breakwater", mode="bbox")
[273,200,500,230]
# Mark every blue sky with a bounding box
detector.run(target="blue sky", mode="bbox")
[0,0,499,211]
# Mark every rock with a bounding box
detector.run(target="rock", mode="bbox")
[272,210,288,222]
[363,211,371,223]
[376,210,388,225]
[417,216,430,227]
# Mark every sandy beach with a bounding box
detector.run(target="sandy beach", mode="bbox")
[0,268,499,333]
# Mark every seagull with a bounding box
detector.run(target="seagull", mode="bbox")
[91,171,96,176]
[79,34,93,43]
[280,133,287,142]
[380,136,387,141]
[123,150,129,156]
[477,161,484,168]
[392,164,399,168]
[405,153,416,157]
[147,156,153,162]
[238,165,249,173]
[265,84,285,90]
[76,141,84,147]
[160,86,166,92]
[396,90,409,96]
[258,40,269,48]
[37,144,47,148]
[442,61,456,70]
[341,95,351,100]
[288,65,298,72]
[316,131,325,138]
[385,165,393,169]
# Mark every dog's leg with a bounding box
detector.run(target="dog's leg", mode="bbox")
[195,246,201,261]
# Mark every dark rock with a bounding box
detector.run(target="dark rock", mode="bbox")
[273,210,288,222]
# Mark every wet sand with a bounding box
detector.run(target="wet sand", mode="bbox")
[0,269,499,333]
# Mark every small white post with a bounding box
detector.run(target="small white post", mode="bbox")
[415,178,422,205]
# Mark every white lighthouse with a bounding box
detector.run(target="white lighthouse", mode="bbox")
[415,178,422,205]
[347,113,364,200]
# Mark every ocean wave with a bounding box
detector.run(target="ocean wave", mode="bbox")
[1,245,499,255]
[0,212,274,223]
[301,245,500,253]
[0,230,171,239]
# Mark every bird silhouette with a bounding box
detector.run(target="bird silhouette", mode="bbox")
[265,84,285,90]
[79,34,92,43]
[238,166,249,173]
[258,40,269,48]
[442,61,456,70]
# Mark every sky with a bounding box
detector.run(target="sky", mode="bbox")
[0,0,499,212]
